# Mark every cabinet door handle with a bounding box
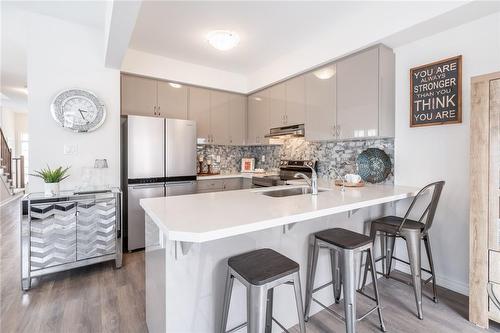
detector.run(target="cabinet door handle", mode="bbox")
[157,105,161,116]
[153,106,157,115]
[336,125,341,138]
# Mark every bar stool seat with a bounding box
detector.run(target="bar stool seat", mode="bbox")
[315,228,372,249]
[228,248,299,285]
[221,248,305,333]
[305,228,386,333]
[372,216,425,231]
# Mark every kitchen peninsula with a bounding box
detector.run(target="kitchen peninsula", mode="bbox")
[140,182,419,332]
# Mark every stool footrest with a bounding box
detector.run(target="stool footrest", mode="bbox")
[357,306,381,322]
[356,289,377,303]
[312,297,382,323]
[225,322,247,333]
[272,317,290,333]
[312,280,334,294]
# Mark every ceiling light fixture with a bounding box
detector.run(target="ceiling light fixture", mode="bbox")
[313,66,336,80]
[169,82,182,89]
[207,30,240,51]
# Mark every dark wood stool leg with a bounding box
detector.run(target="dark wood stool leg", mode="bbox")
[423,234,438,303]
[404,230,423,320]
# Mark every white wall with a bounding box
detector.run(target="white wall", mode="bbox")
[27,13,120,192]
[122,49,248,93]
[394,12,500,295]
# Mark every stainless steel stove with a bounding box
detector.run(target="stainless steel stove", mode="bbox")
[252,160,316,187]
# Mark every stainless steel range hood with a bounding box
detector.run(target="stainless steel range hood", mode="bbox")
[265,124,305,138]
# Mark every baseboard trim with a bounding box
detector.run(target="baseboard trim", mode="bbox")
[395,262,469,296]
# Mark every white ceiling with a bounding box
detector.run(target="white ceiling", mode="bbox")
[129,1,469,76]
[1,1,107,113]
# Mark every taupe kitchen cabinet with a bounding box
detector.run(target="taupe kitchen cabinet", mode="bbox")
[196,177,250,193]
[229,94,247,145]
[157,80,188,120]
[121,75,157,117]
[336,45,395,139]
[285,75,306,126]
[305,64,337,141]
[247,90,270,145]
[268,83,286,128]
[121,74,188,119]
[210,90,230,144]
[267,77,305,128]
[188,88,247,145]
[188,86,211,143]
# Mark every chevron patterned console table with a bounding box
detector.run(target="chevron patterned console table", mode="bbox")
[20,188,122,290]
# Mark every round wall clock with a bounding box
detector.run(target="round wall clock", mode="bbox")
[50,89,106,133]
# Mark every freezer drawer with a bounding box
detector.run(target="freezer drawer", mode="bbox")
[127,183,165,251]
[166,181,197,196]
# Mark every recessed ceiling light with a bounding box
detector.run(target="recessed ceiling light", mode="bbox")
[169,82,182,89]
[313,66,336,80]
[207,30,240,51]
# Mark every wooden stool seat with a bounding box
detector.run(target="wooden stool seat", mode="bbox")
[315,228,372,249]
[228,248,299,286]
[372,216,425,232]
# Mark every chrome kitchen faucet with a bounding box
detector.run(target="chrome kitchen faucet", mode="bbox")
[294,165,318,195]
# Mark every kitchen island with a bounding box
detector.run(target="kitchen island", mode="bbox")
[140,182,419,333]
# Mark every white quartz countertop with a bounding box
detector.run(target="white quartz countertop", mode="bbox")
[140,182,419,243]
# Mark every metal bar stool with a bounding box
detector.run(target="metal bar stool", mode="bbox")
[361,181,445,320]
[304,228,386,333]
[221,248,306,333]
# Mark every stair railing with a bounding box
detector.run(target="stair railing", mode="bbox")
[0,127,12,180]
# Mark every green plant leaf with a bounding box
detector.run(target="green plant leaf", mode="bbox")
[30,165,71,183]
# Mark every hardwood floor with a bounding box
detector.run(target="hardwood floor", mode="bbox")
[1,197,499,333]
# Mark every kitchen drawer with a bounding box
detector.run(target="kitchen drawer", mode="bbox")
[197,179,225,192]
[490,250,500,284]
[223,178,243,191]
[30,202,77,270]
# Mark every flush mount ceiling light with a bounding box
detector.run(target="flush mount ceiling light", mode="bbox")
[313,66,336,80]
[169,82,182,89]
[206,30,240,51]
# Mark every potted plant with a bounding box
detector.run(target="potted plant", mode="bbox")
[31,165,70,196]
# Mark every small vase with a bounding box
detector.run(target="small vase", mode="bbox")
[44,182,60,197]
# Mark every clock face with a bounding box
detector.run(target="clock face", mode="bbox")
[51,89,106,132]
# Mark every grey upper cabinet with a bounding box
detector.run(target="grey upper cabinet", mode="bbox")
[157,81,188,119]
[229,94,247,145]
[247,90,270,145]
[121,75,157,117]
[285,75,306,126]
[121,74,188,119]
[336,46,394,139]
[188,88,246,145]
[305,64,337,141]
[210,90,230,145]
[268,83,286,128]
[188,86,211,143]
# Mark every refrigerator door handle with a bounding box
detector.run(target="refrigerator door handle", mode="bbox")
[129,183,165,190]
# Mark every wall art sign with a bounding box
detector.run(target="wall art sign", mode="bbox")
[410,55,462,127]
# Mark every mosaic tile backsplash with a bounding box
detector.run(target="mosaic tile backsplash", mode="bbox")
[197,138,394,183]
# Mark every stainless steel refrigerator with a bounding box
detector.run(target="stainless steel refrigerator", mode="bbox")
[126,116,197,251]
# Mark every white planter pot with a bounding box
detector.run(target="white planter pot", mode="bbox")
[44,182,60,197]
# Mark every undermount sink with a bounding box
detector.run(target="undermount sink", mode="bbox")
[260,187,326,198]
